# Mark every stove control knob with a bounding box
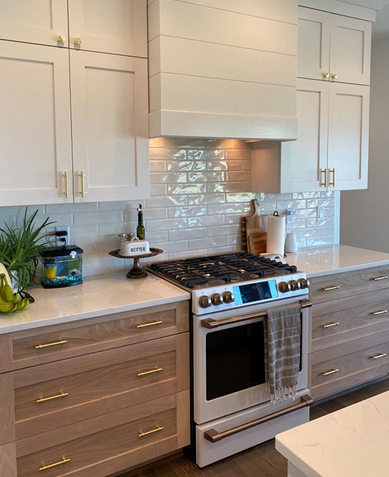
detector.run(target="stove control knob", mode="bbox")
[222,291,235,304]
[211,293,224,306]
[298,278,310,289]
[289,280,301,291]
[279,281,291,293]
[199,295,212,308]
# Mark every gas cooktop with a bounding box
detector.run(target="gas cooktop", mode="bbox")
[148,252,299,290]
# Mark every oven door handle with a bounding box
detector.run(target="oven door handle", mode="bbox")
[200,299,312,329]
[203,394,313,443]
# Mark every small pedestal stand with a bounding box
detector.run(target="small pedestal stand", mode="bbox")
[109,248,163,279]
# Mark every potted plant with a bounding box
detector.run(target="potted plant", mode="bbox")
[0,209,55,293]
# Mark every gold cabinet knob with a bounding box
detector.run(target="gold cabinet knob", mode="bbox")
[58,35,66,43]
[323,72,330,79]
[331,73,338,80]
[74,38,82,46]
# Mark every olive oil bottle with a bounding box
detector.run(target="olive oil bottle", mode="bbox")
[136,204,145,240]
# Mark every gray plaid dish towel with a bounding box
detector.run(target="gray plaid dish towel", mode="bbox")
[264,303,302,403]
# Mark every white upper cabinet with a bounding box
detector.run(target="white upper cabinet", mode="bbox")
[0,41,73,206]
[70,51,149,202]
[328,83,370,190]
[0,0,69,47]
[68,0,147,57]
[148,0,298,141]
[298,7,372,85]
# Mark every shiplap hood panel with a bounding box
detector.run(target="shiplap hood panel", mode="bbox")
[148,0,298,140]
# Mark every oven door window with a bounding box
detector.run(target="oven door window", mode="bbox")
[206,321,266,401]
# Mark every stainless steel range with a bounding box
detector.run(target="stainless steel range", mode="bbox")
[148,252,312,467]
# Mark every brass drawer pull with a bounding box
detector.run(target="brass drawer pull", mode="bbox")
[35,340,68,350]
[372,310,388,316]
[322,321,340,329]
[371,353,387,360]
[139,425,164,438]
[39,457,70,471]
[323,285,340,292]
[136,320,163,329]
[322,368,339,376]
[372,276,389,281]
[138,366,163,377]
[37,392,69,403]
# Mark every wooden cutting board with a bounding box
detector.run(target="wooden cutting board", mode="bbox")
[243,199,267,255]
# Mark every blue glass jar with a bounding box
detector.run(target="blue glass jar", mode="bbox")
[40,246,83,288]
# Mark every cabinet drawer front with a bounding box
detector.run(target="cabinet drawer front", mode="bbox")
[10,301,188,370]
[312,289,389,352]
[17,391,190,477]
[311,333,389,400]
[310,266,389,304]
[14,334,189,440]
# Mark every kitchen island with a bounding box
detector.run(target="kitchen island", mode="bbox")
[276,390,389,477]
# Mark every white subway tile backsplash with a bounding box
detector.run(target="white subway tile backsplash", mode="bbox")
[0,139,337,277]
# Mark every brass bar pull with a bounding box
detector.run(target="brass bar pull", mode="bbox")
[328,168,336,187]
[35,340,68,350]
[320,169,328,187]
[37,392,69,403]
[372,276,389,281]
[322,368,339,376]
[63,171,69,198]
[39,457,70,471]
[139,425,164,438]
[371,353,387,360]
[372,310,388,316]
[79,171,85,197]
[136,320,163,329]
[322,321,340,328]
[138,367,163,377]
[204,395,313,443]
[323,285,340,292]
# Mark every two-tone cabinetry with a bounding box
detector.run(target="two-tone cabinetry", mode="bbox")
[0,301,190,477]
[0,0,149,206]
[251,5,372,193]
[309,267,389,401]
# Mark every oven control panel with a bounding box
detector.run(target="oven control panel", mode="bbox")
[192,274,309,315]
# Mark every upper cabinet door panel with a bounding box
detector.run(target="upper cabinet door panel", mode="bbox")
[298,7,331,81]
[0,42,73,206]
[330,15,372,85]
[68,0,147,57]
[328,83,370,190]
[0,0,68,47]
[280,80,329,192]
[70,51,149,203]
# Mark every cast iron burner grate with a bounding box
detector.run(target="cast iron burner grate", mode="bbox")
[148,252,298,289]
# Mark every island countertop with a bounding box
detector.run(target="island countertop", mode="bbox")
[276,390,389,477]
[287,244,389,278]
[0,272,190,334]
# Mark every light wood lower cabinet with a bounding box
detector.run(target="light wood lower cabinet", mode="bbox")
[0,301,190,477]
[309,268,389,401]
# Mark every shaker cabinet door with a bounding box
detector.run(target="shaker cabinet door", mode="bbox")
[330,15,371,86]
[70,51,149,202]
[0,0,68,47]
[328,83,370,190]
[280,80,329,192]
[0,42,73,206]
[298,7,331,81]
[68,0,147,57]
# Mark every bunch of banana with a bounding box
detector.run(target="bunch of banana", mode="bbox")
[0,274,29,313]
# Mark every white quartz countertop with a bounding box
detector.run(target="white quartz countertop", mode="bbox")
[276,390,389,477]
[0,272,190,334]
[287,245,389,278]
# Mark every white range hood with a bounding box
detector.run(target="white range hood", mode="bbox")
[148,0,298,141]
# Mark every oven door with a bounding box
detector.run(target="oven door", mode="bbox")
[193,296,310,425]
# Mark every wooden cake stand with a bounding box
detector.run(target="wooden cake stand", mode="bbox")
[109,248,163,279]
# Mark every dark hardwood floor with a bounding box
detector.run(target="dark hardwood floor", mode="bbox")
[120,379,389,477]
